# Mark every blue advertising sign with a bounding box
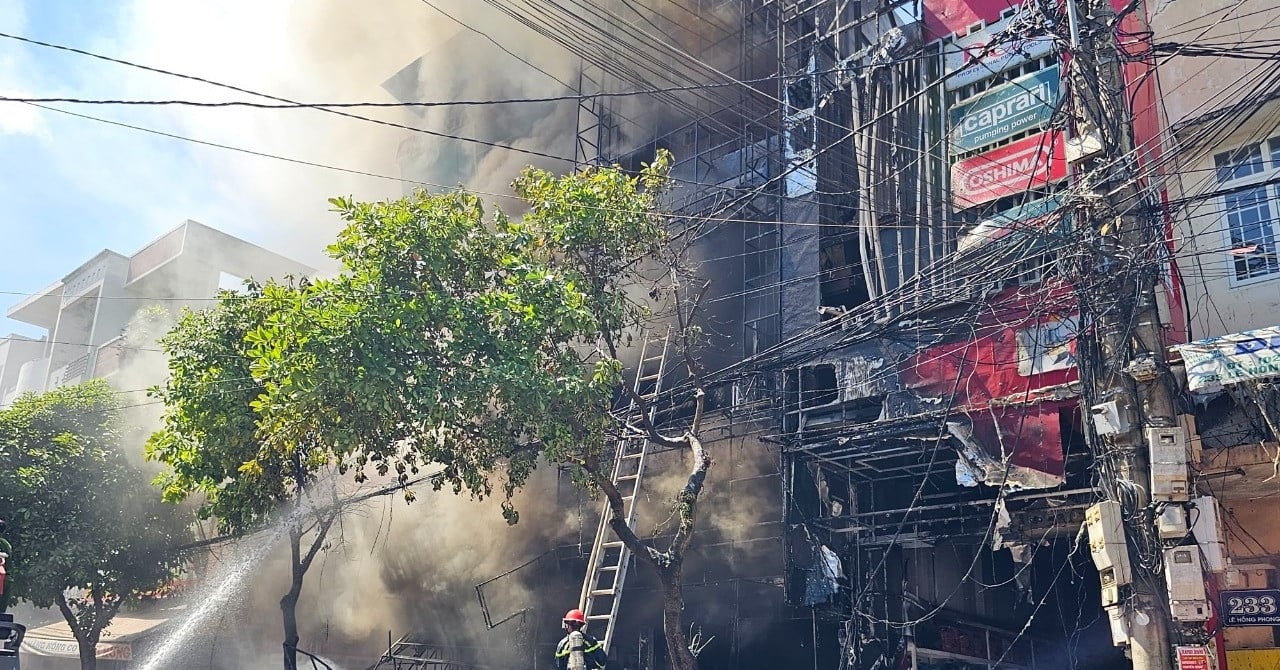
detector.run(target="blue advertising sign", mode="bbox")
[1177,326,1280,393]
[956,195,1068,253]
[1221,589,1280,626]
[943,11,1055,91]
[949,65,1061,154]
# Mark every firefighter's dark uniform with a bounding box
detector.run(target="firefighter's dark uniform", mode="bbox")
[555,631,607,670]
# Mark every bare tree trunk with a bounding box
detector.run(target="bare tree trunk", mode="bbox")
[55,593,100,670]
[594,422,710,670]
[281,528,303,670]
[658,564,697,670]
[73,638,96,670]
[597,296,711,667]
[279,469,337,670]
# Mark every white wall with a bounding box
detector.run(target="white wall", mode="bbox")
[1153,0,1280,339]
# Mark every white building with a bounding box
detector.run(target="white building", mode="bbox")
[1153,0,1280,339]
[1152,2,1280,664]
[0,220,313,406]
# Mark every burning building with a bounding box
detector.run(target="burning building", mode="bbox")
[425,0,1221,668]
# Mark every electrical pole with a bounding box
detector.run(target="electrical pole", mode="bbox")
[1068,0,1177,667]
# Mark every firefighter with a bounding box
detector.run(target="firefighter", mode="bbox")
[555,608,607,670]
[0,519,10,614]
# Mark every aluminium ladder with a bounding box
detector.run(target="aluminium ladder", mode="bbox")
[577,329,671,653]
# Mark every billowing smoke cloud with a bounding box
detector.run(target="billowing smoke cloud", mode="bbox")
[111,0,570,269]
[183,438,781,669]
[174,466,585,669]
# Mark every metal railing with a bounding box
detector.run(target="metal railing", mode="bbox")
[292,646,334,670]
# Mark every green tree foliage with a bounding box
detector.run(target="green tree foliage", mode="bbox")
[151,152,711,669]
[147,280,339,670]
[0,381,187,670]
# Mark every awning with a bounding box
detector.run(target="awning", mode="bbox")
[1174,325,1280,393]
[22,616,167,661]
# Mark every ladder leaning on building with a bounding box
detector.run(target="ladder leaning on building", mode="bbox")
[576,330,671,654]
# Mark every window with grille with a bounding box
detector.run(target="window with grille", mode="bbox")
[1214,139,1280,285]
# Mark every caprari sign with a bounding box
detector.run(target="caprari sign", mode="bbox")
[950,66,1060,154]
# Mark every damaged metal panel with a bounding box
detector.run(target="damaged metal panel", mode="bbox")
[779,198,821,339]
[797,339,915,400]
[849,12,944,308]
[893,288,1078,487]
[947,405,1067,490]
[839,354,894,401]
[802,544,844,605]
[881,389,946,420]
[898,284,1078,403]
[782,289,1079,489]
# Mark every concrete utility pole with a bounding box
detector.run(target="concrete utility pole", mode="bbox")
[1067,0,1177,667]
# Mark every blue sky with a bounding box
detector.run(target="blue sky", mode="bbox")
[0,0,462,337]
[1,0,200,336]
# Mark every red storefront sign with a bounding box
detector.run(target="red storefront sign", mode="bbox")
[1176,645,1212,670]
[897,283,1079,485]
[924,0,1008,40]
[951,130,1067,209]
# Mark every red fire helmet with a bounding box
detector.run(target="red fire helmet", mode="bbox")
[562,608,586,625]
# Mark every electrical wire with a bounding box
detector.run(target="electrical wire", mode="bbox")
[7,3,1269,650]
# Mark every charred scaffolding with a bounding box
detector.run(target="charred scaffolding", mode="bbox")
[750,0,1151,668]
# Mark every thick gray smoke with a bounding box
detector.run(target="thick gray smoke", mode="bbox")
[111,1,582,270]
[218,467,583,669]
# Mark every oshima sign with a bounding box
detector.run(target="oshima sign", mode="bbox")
[951,130,1067,209]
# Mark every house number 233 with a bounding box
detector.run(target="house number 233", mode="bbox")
[1227,595,1278,615]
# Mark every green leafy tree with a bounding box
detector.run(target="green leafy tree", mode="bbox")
[146,281,340,670]
[0,381,188,670]
[150,152,713,669]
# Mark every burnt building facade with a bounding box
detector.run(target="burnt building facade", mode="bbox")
[536,0,1178,668]
[378,0,1233,668]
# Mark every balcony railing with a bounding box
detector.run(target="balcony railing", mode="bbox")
[48,354,92,389]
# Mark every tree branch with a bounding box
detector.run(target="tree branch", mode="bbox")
[690,388,706,435]
[55,590,97,649]
[671,279,711,383]
[89,586,107,644]
[299,510,338,574]
[670,431,711,558]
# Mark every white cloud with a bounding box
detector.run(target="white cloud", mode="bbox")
[0,96,48,139]
[0,1,48,139]
[98,0,582,264]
